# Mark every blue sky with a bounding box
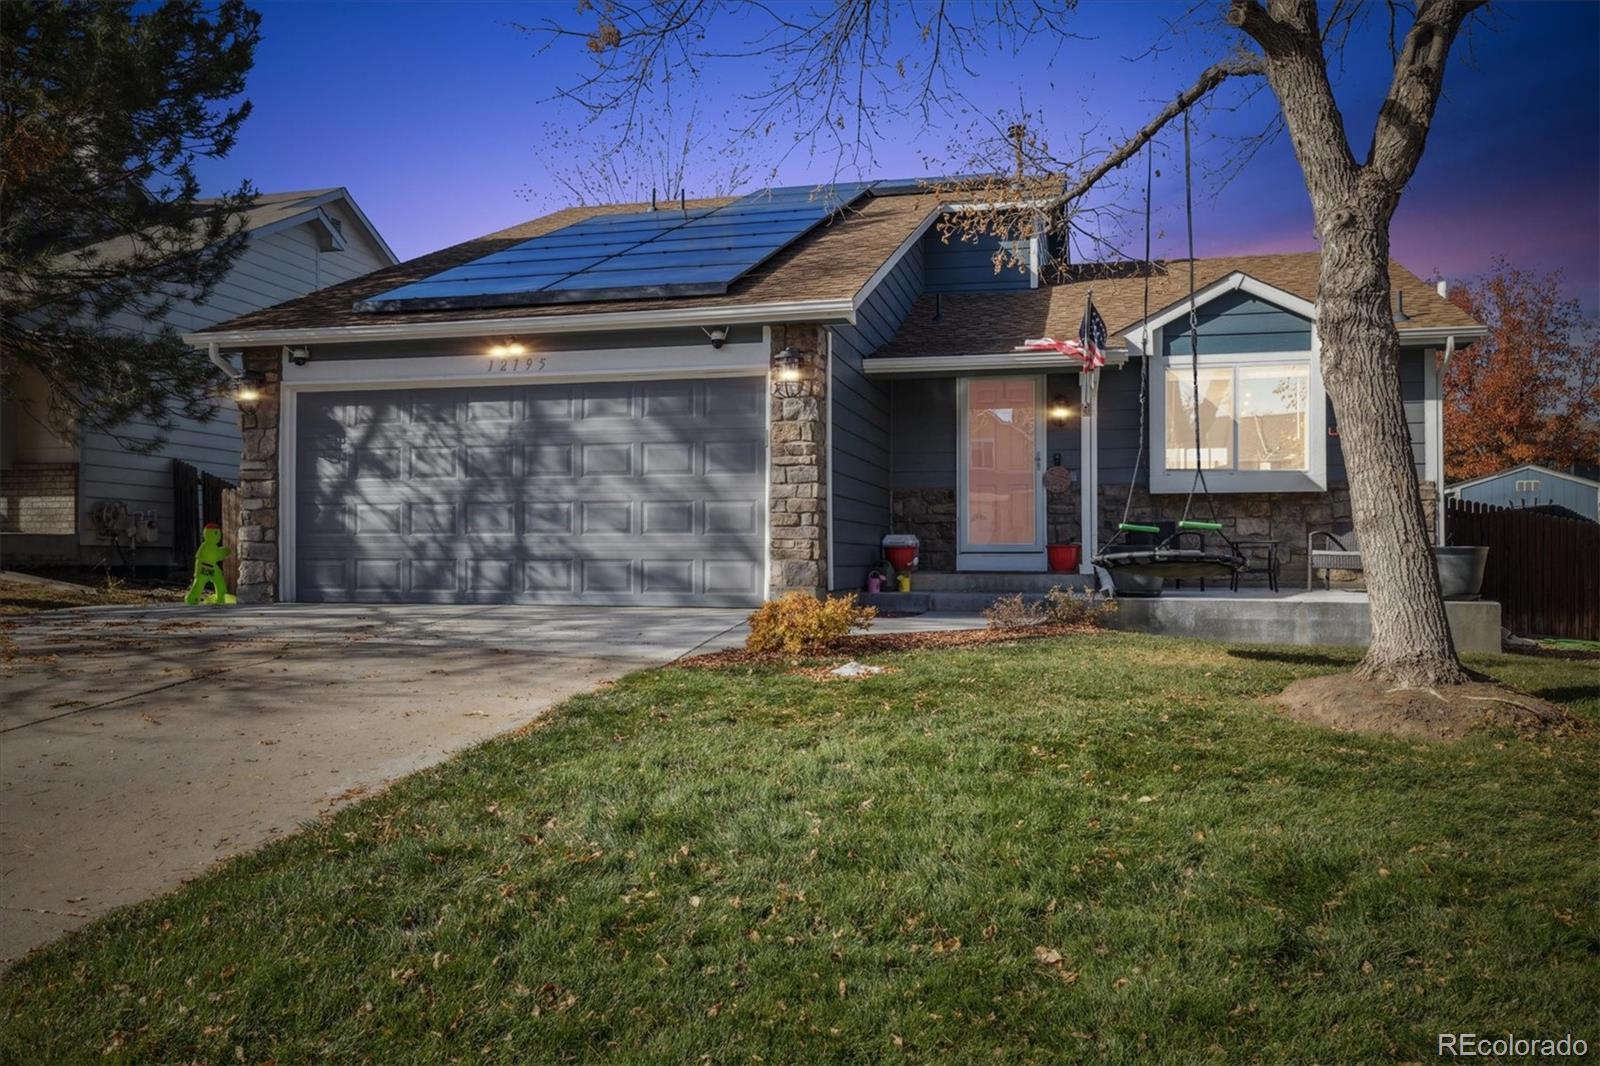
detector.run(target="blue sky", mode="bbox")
[196,1,1600,311]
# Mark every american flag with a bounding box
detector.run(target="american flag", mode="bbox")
[1019,293,1108,370]
[1077,294,1107,369]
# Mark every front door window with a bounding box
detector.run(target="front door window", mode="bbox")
[963,377,1041,551]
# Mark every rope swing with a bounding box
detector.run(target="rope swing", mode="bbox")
[1091,104,1246,590]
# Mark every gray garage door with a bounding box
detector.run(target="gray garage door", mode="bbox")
[294,377,766,605]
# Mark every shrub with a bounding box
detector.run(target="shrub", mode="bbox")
[984,587,1118,630]
[982,593,1046,630]
[745,592,877,655]
[1043,585,1118,626]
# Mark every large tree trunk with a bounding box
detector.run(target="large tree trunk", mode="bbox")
[1224,0,1478,687]
[1316,221,1467,685]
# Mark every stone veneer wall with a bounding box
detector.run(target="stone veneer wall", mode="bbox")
[889,483,1082,574]
[890,489,957,571]
[890,480,1438,587]
[1098,481,1438,588]
[235,350,281,603]
[0,462,77,534]
[768,324,828,597]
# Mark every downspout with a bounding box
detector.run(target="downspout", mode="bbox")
[206,341,238,381]
[1437,334,1456,546]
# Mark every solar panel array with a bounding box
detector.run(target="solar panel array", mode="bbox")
[356,181,903,313]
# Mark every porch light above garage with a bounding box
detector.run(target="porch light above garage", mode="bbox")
[486,340,527,358]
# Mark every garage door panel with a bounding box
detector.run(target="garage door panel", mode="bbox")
[296,377,766,605]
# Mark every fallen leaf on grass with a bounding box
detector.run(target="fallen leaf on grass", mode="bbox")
[1033,946,1063,966]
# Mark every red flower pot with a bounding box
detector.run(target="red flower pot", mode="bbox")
[1047,544,1081,572]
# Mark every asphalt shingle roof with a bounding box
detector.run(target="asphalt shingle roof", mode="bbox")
[194,192,940,337]
[873,253,1480,360]
[191,193,1479,348]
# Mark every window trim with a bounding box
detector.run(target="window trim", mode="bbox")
[1147,328,1328,494]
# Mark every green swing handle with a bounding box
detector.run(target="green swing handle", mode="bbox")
[1118,522,1162,534]
[1178,520,1224,532]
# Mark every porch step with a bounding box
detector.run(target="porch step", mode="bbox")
[860,590,1053,615]
[902,572,1093,594]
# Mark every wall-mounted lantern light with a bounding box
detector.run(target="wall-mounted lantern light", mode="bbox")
[230,370,265,405]
[1048,394,1073,425]
[774,347,805,383]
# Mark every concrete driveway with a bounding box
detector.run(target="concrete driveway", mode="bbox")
[0,604,745,964]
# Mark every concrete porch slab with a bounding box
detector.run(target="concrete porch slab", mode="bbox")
[1103,589,1502,655]
[858,585,1502,655]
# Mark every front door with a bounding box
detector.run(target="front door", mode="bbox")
[957,375,1046,571]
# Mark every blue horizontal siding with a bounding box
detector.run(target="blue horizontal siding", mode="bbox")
[1454,469,1598,519]
[830,241,922,590]
[922,228,1031,293]
[1162,290,1311,356]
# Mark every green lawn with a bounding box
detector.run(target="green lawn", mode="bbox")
[3,633,1596,1064]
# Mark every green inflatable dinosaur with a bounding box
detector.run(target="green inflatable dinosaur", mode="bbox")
[185,523,234,605]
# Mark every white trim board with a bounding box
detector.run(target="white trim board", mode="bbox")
[1124,270,1486,351]
[1147,330,1329,495]
[1138,271,1316,338]
[250,188,400,266]
[824,329,836,594]
[955,374,1048,572]
[850,206,942,314]
[280,340,769,389]
[185,298,856,349]
[864,351,1130,376]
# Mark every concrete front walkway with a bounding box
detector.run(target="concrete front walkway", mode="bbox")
[0,604,746,964]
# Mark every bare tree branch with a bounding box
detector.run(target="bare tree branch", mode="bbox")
[1364,0,1487,198]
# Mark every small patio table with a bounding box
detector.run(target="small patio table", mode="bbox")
[1229,539,1281,593]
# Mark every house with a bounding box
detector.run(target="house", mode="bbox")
[1445,464,1600,521]
[0,188,397,567]
[177,182,1484,606]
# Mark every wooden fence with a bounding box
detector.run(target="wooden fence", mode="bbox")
[172,460,240,590]
[1446,498,1599,640]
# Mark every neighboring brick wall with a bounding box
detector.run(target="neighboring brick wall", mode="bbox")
[235,350,280,603]
[0,463,77,534]
[768,324,828,597]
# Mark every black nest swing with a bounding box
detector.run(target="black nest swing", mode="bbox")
[1092,110,1246,591]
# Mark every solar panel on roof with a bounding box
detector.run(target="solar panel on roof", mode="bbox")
[354,182,885,313]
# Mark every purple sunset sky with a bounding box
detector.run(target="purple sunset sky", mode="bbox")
[195,1,1599,312]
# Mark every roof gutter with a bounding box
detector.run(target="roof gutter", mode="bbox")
[864,350,1129,376]
[183,297,858,348]
[1398,325,1487,346]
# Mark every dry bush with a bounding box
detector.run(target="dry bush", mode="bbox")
[1044,586,1118,626]
[983,593,1047,630]
[984,587,1117,630]
[746,592,877,655]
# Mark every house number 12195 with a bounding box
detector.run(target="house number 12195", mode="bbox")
[488,355,547,373]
